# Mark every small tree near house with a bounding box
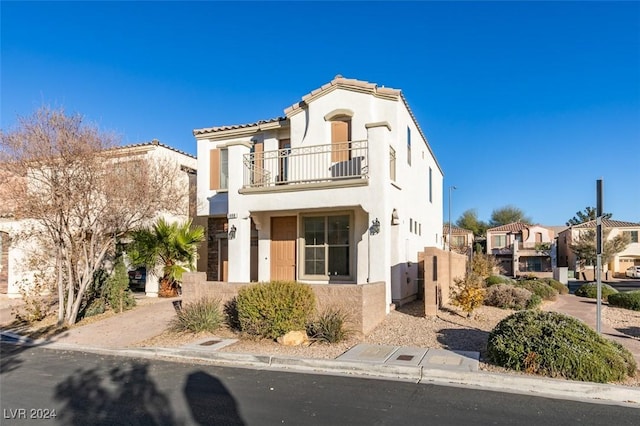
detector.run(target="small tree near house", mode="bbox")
[127,218,204,297]
[0,106,187,325]
[569,229,630,269]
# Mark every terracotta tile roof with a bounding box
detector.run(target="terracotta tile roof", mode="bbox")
[486,222,531,232]
[571,219,640,229]
[116,139,196,159]
[283,75,401,116]
[443,224,473,235]
[193,117,286,136]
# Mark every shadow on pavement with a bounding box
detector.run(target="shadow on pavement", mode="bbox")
[54,362,181,426]
[184,371,246,425]
[436,328,490,357]
[613,326,640,340]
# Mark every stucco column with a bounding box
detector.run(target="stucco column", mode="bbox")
[365,122,392,311]
[227,143,251,283]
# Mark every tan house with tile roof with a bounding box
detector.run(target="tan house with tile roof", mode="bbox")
[443,224,474,257]
[486,222,556,277]
[556,219,640,277]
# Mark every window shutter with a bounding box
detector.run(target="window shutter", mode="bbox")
[210,149,220,190]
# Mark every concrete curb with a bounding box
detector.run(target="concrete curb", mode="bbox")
[5,337,636,408]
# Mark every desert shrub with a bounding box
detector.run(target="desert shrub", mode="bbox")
[83,298,106,318]
[12,276,54,323]
[451,273,486,317]
[575,282,618,301]
[487,310,636,383]
[223,297,241,331]
[106,258,136,313]
[540,278,569,295]
[307,307,352,344]
[526,294,543,309]
[484,284,533,310]
[170,297,222,333]
[236,281,316,339]
[485,275,515,287]
[608,291,640,311]
[470,254,498,280]
[516,280,558,301]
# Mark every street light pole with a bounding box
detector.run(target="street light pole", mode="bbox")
[448,185,457,293]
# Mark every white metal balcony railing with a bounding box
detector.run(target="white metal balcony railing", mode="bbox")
[243,140,368,189]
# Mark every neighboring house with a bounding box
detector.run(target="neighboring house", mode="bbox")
[486,222,556,277]
[556,219,640,277]
[194,76,444,309]
[443,224,474,257]
[0,140,197,298]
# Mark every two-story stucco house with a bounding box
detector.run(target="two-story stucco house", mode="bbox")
[194,76,444,309]
[486,222,556,277]
[0,140,197,298]
[556,219,640,277]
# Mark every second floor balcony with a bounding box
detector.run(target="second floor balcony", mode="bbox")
[242,140,368,190]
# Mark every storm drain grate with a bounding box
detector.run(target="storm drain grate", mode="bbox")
[396,355,414,361]
[199,340,222,346]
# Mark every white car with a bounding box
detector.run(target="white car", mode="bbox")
[626,266,640,279]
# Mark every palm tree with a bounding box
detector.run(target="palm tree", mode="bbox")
[127,218,205,297]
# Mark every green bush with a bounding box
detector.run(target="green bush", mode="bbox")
[485,275,515,287]
[608,291,640,311]
[487,310,637,383]
[516,280,558,301]
[540,278,569,295]
[106,258,136,313]
[526,294,543,309]
[170,297,222,333]
[223,297,241,331]
[307,307,352,344]
[236,281,316,339]
[484,284,533,310]
[82,298,106,318]
[575,282,618,301]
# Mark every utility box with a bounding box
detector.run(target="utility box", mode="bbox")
[553,267,568,285]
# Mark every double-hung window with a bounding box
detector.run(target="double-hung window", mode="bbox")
[303,214,351,279]
[492,234,507,248]
[623,230,639,243]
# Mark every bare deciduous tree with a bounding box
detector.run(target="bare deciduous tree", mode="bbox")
[0,107,186,325]
[569,229,630,268]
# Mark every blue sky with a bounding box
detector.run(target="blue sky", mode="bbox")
[2,1,639,226]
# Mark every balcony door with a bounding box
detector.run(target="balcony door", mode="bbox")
[278,139,290,183]
[331,119,351,163]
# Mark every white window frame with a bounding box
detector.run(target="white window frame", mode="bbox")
[300,212,354,282]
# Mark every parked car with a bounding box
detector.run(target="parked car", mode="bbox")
[625,266,640,279]
[128,267,147,291]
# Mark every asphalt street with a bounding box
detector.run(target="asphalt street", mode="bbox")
[1,344,638,426]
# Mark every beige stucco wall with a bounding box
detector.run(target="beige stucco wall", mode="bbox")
[420,247,467,316]
[181,272,387,336]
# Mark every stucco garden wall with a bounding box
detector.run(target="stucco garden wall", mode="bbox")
[182,272,387,335]
[419,247,467,316]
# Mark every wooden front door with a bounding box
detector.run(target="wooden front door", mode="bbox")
[271,216,297,281]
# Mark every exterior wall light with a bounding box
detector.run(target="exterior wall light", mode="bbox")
[228,225,237,240]
[370,218,380,235]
